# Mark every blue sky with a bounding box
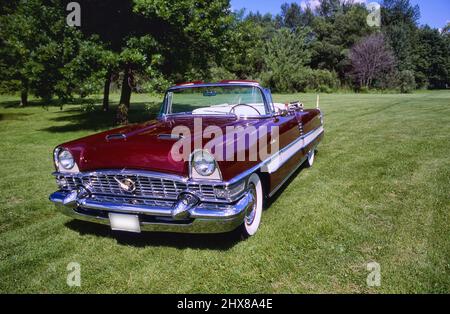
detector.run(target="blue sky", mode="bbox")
[230,0,449,29]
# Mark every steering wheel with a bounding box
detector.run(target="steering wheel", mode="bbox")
[229,104,261,116]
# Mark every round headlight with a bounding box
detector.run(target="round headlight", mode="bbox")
[58,149,75,170]
[192,150,216,176]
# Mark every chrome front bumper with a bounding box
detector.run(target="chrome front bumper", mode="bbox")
[49,190,253,234]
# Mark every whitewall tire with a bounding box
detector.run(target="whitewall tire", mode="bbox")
[241,173,263,237]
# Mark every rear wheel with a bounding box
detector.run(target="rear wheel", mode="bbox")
[240,173,263,238]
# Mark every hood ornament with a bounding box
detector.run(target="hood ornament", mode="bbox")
[113,177,136,193]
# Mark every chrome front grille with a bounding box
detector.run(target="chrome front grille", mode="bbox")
[82,174,185,199]
[57,172,219,202]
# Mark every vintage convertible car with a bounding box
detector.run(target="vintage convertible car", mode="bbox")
[49,81,324,237]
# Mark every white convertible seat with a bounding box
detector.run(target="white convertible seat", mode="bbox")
[273,103,287,113]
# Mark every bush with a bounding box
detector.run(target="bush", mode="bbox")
[260,69,305,93]
[373,70,399,90]
[307,69,339,92]
[358,86,370,93]
[317,85,332,93]
[398,70,416,93]
[261,70,305,93]
[261,68,339,93]
[208,66,237,82]
[81,100,98,113]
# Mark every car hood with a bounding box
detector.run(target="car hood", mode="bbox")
[59,116,264,178]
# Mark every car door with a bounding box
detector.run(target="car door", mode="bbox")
[263,112,305,194]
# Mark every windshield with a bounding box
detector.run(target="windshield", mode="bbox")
[163,86,268,116]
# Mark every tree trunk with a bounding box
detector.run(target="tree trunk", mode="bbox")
[119,67,132,108]
[102,70,112,111]
[20,88,28,107]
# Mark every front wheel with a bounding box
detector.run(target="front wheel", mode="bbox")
[240,173,263,238]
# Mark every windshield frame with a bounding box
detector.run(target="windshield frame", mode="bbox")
[159,83,274,119]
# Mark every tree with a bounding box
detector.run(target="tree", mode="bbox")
[280,3,302,29]
[278,2,314,29]
[317,0,340,18]
[74,0,233,112]
[349,33,396,88]
[0,0,59,105]
[382,0,420,26]
[414,26,449,89]
[57,36,113,100]
[398,70,416,93]
[75,0,142,110]
[262,28,314,92]
[381,0,420,72]
[134,0,233,79]
[310,3,373,81]
[118,35,162,108]
[0,0,110,104]
[221,10,269,79]
[443,22,450,88]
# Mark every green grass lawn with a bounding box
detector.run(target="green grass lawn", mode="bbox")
[0,91,449,293]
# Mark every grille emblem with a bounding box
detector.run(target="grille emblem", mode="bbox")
[113,177,136,193]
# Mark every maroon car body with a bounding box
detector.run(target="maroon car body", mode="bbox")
[49,81,324,236]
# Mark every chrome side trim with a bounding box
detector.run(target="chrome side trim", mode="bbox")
[225,126,324,185]
[264,126,324,174]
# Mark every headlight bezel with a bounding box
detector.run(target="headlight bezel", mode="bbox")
[190,149,222,180]
[54,147,75,171]
[192,150,216,177]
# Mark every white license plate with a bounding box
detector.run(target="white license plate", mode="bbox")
[109,213,141,233]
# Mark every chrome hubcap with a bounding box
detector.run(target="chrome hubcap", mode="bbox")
[245,183,257,225]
